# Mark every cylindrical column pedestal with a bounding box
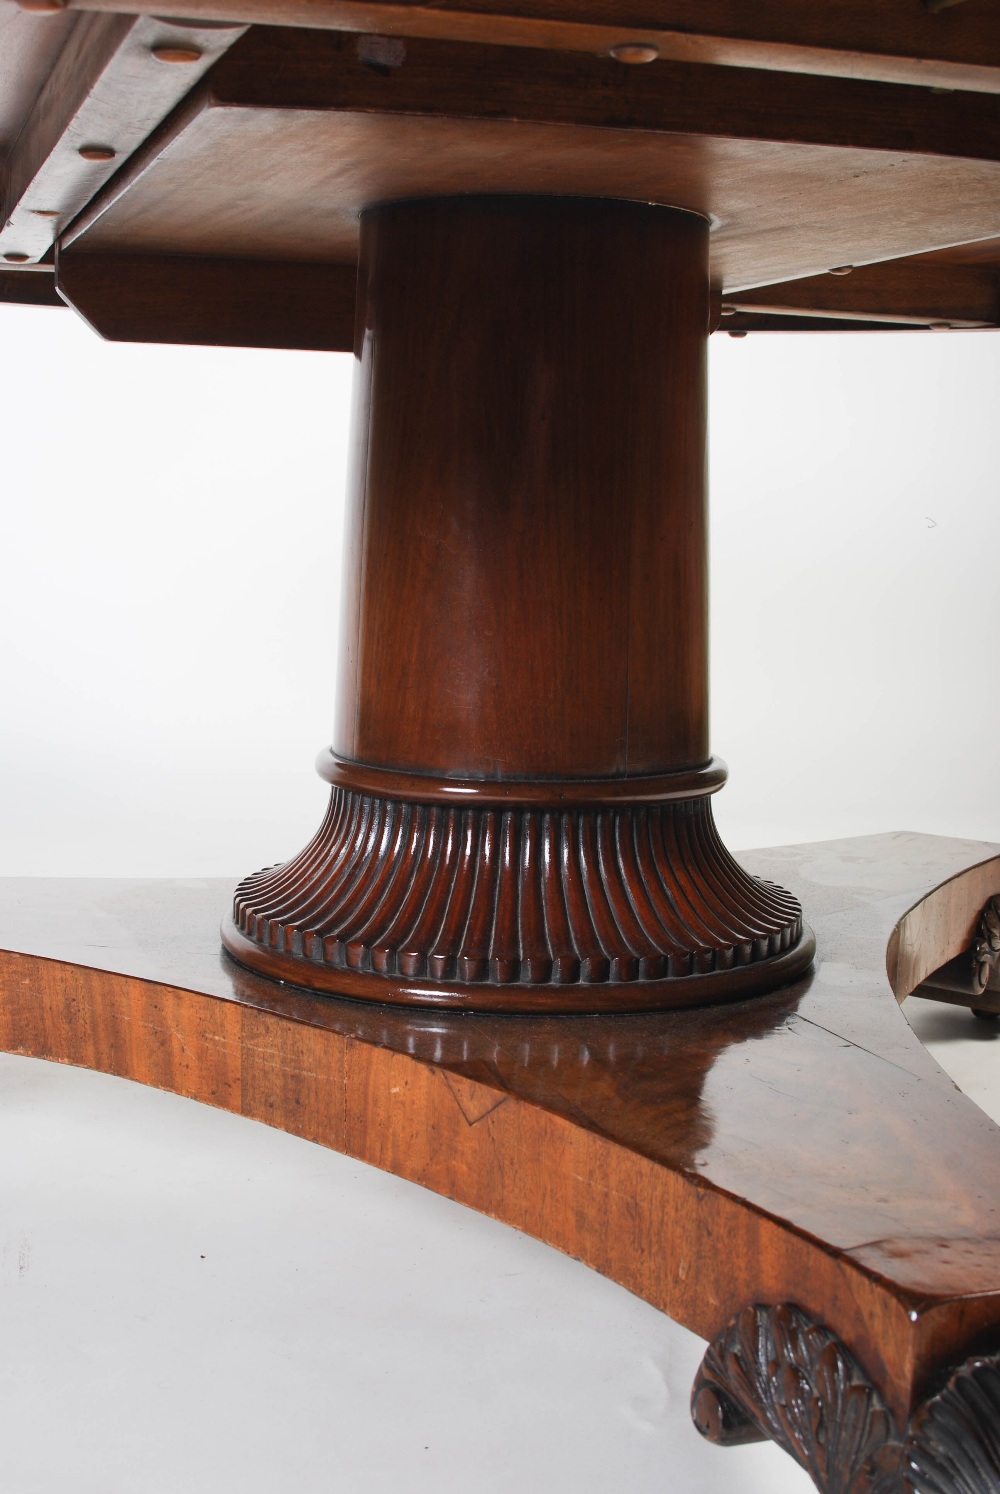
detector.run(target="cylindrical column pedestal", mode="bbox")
[223,196,813,1011]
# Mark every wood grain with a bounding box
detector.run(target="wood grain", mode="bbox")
[728,258,1000,330]
[223,195,813,1010]
[55,250,356,349]
[0,10,246,265]
[336,196,708,780]
[3,833,1000,1435]
[0,0,77,157]
[43,0,1000,96]
[59,28,1000,296]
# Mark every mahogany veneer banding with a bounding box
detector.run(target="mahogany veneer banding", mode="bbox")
[224,195,813,1011]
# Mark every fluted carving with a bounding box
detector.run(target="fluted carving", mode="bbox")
[906,1354,1000,1494]
[223,786,812,1011]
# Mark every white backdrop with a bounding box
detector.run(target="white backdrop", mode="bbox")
[4,304,1000,873]
[2,302,1000,1493]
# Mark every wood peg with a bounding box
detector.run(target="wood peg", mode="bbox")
[150,45,203,64]
[828,265,854,275]
[610,43,659,63]
[78,145,116,162]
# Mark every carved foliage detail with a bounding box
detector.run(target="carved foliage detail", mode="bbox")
[905,1354,1000,1494]
[973,897,1000,994]
[232,788,804,988]
[693,1305,1000,1494]
[692,1305,898,1494]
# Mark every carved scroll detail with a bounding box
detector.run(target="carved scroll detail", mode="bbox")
[973,897,1000,995]
[693,1305,1000,1493]
[691,1304,900,1494]
[229,787,808,1009]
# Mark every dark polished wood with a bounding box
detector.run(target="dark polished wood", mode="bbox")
[4,11,1000,1484]
[224,789,811,1011]
[0,266,62,305]
[315,750,729,804]
[692,1302,1000,1492]
[5,832,1000,1465]
[55,250,356,349]
[223,195,812,1010]
[338,198,708,780]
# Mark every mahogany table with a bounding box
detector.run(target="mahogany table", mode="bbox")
[3,3,1000,1487]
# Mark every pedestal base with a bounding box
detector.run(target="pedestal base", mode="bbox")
[227,196,815,1010]
[223,778,813,1011]
[4,833,1000,1492]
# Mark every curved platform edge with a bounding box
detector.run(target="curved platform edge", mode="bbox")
[0,939,923,1424]
[4,836,1000,1440]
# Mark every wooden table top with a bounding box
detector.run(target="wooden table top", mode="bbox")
[2,0,1000,344]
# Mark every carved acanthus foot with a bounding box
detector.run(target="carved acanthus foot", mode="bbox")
[691,1303,1000,1493]
[913,894,1000,1014]
[905,1355,1000,1494]
[691,1304,901,1493]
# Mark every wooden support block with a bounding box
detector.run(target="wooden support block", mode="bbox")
[726,257,1000,328]
[31,0,1000,97]
[0,266,63,306]
[55,250,356,349]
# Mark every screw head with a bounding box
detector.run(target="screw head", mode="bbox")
[31,209,60,217]
[610,42,659,63]
[828,264,854,276]
[151,45,203,63]
[78,145,116,162]
[728,329,748,338]
[3,252,30,263]
[720,304,737,316]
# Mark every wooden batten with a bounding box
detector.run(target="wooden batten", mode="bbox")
[27,0,1000,96]
[0,11,246,265]
[53,27,1000,306]
[726,258,1000,329]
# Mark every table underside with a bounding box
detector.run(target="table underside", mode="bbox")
[3,1,1000,339]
